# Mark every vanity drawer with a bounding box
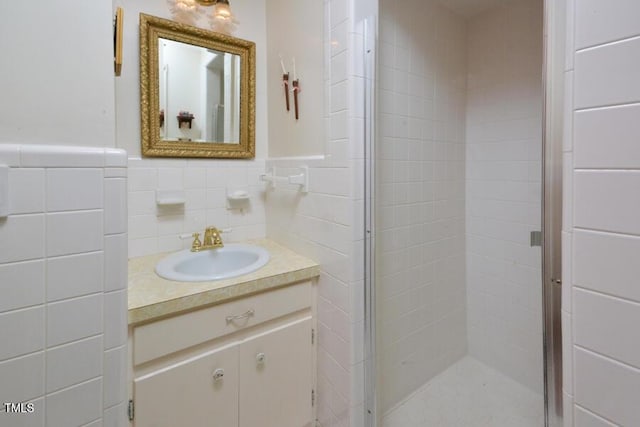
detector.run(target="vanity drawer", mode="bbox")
[133,280,312,365]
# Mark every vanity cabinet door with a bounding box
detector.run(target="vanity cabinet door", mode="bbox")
[134,343,239,427]
[239,317,313,427]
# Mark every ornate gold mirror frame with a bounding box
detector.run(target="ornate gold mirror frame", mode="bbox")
[140,13,255,158]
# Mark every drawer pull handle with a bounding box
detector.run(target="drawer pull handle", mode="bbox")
[225,309,255,324]
[213,368,224,382]
[256,352,266,365]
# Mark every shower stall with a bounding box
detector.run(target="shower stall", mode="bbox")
[364,0,563,425]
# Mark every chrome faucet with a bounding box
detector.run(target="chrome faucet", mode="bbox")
[190,226,224,252]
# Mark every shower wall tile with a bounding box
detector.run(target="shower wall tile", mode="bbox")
[574,171,640,235]
[574,347,640,426]
[562,310,573,395]
[574,104,640,169]
[563,391,574,427]
[574,0,640,50]
[0,145,127,427]
[376,0,468,412]
[573,230,640,303]
[574,406,618,427]
[574,288,640,369]
[465,0,544,394]
[568,5,640,425]
[565,0,575,71]
[574,37,640,109]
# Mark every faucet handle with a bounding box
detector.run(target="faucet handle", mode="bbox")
[191,232,202,252]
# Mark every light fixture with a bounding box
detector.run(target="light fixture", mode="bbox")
[168,0,237,35]
[168,0,201,26]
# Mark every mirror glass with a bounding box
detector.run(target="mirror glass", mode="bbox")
[140,13,255,159]
[158,38,241,144]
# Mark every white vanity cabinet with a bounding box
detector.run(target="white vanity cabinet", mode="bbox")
[129,280,315,427]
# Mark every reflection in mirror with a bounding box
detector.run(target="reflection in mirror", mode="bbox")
[158,39,241,144]
[140,13,255,158]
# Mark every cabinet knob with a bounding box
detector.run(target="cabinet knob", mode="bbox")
[256,353,266,365]
[212,368,225,382]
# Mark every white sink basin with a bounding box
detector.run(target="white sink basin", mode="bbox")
[155,244,270,282]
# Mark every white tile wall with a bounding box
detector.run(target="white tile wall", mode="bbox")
[0,307,45,360]
[573,37,640,109]
[574,171,640,235]
[8,168,45,214]
[574,105,640,169]
[46,168,104,212]
[574,348,640,426]
[46,378,103,427]
[0,214,45,263]
[45,336,103,393]
[0,352,44,405]
[0,144,128,426]
[573,230,640,302]
[574,289,640,369]
[574,406,618,427]
[566,2,640,425]
[0,260,45,312]
[47,294,103,347]
[127,158,267,258]
[376,0,468,413]
[263,0,371,425]
[465,0,544,394]
[46,252,104,302]
[46,210,104,257]
[574,0,640,50]
[561,0,577,420]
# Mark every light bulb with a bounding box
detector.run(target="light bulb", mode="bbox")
[168,0,201,25]
[176,0,197,11]
[208,0,237,34]
[214,2,232,19]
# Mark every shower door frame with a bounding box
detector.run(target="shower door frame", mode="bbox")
[361,1,566,426]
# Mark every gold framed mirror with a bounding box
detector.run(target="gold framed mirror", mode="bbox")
[140,13,255,158]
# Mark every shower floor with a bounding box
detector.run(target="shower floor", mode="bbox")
[381,356,544,427]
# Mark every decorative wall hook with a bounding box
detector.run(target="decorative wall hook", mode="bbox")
[292,79,300,120]
[280,55,290,112]
[291,57,300,120]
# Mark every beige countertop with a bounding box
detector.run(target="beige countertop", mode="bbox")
[128,239,320,325]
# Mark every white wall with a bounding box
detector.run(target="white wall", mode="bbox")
[161,40,205,141]
[264,0,370,425]
[265,0,325,157]
[465,0,544,393]
[0,145,128,426]
[0,1,115,148]
[117,0,270,257]
[377,0,467,412]
[563,1,640,426]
